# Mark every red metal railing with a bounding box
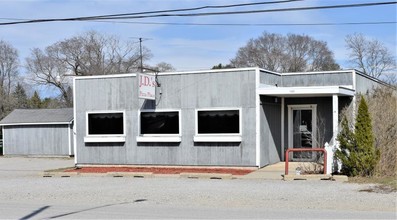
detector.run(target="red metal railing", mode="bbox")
[285,148,327,175]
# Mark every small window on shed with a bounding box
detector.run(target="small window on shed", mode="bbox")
[88,113,124,135]
[140,111,179,135]
[197,110,240,134]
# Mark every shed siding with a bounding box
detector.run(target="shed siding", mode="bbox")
[355,73,384,94]
[259,71,282,86]
[3,125,70,155]
[260,96,282,167]
[75,76,135,165]
[75,70,258,166]
[282,72,353,87]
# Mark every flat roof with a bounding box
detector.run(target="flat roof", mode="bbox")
[73,68,355,80]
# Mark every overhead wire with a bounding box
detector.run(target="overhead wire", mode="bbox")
[0,0,301,22]
[92,2,397,20]
[0,0,301,25]
[0,18,395,27]
[0,1,395,26]
[68,0,303,19]
[92,21,397,27]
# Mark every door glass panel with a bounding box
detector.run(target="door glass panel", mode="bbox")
[292,109,312,159]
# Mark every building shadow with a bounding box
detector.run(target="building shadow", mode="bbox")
[19,205,50,220]
[44,199,146,219]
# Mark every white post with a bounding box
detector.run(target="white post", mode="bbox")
[68,124,72,156]
[1,126,4,155]
[332,95,339,144]
[324,142,333,174]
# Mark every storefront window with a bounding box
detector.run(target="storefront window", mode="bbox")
[88,113,124,135]
[140,111,179,134]
[197,110,240,134]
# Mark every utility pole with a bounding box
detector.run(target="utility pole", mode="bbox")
[130,37,152,73]
[139,38,143,73]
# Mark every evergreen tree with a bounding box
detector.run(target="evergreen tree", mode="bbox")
[336,97,380,176]
[29,91,42,109]
[41,98,52,109]
[65,86,73,107]
[354,97,379,176]
[335,117,358,176]
[12,83,28,109]
[211,63,234,69]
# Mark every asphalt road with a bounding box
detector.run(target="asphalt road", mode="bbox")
[0,157,396,219]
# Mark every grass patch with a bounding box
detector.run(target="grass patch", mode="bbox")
[349,176,397,193]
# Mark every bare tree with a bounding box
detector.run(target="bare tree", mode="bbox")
[0,40,19,119]
[230,32,340,72]
[26,48,72,106]
[0,40,19,96]
[384,73,397,86]
[26,31,152,106]
[345,33,396,79]
[153,62,175,72]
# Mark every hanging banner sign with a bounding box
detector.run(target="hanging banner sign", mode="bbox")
[138,73,156,100]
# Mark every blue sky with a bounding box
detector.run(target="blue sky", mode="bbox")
[0,0,396,96]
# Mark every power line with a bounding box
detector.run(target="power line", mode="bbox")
[94,21,397,27]
[2,17,395,27]
[98,2,397,20]
[0,0,301,22]
[0,1,395,26]
[72,0,302,19]
[1,17,395,27]
[0,0,301,25]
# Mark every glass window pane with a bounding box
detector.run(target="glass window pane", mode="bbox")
[88,113,124,135]
[198,110,239,134]
[141,111,179,134]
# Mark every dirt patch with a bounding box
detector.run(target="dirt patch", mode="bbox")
[359,185,396,194]
[64,167,254,175]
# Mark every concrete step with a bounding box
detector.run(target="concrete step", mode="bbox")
[180,173,233,180]
[283,174,348,182]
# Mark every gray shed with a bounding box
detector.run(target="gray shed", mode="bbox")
[0,108,74,156]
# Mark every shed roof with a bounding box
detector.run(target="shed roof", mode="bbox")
[0,108,73,126]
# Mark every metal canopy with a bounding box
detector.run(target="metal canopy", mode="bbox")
[257,85,355,97]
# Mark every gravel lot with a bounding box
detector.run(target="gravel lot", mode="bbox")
[0,157,396,219]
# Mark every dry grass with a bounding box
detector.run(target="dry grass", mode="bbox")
[367,87,397,177]
[340,87,397,178]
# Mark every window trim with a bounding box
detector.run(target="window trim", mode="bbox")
[136,109,181,142]
[84,110,126,143]
[194,107,242,142]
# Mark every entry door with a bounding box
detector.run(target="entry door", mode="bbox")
[288,105,317,160]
